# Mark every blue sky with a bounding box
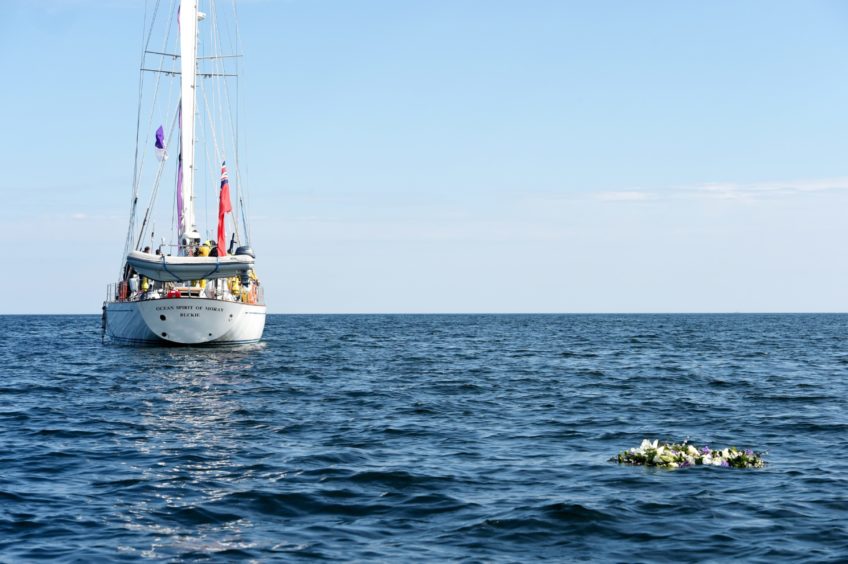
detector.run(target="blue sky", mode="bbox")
[2,0,848,313]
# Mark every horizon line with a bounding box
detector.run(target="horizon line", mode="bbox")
[3,311,847,316]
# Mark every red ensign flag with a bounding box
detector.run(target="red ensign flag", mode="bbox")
[217,161,233,254]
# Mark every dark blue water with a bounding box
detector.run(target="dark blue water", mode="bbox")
[0,314,846,561]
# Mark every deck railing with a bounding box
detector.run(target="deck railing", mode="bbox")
[105,279,265,305]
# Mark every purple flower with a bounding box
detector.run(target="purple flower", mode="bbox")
[701,447,711,454]
[720,460,729,467]
[744,449,753,456]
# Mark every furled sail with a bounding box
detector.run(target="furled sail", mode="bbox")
[178,0,200,250]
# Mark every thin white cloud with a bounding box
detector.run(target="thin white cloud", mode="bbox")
[594,177,848,204]
[689,177,848,201]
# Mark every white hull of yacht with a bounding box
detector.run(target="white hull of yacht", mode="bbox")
[105,298,266,345]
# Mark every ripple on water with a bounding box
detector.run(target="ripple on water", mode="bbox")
[0,314,846,561]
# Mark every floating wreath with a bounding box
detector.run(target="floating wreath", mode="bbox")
[614,439,766,469]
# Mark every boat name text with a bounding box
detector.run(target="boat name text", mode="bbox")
[155,305,225,312]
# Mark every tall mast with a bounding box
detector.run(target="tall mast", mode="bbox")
[178,0,200,251]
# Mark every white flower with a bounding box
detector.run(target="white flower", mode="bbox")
[711,458,724,466]
[640,439,658,451]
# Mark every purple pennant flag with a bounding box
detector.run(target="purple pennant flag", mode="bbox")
[154,125,167,161]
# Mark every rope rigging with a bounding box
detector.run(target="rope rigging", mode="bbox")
[122,0,250,267]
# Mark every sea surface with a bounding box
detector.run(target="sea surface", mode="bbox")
[0,314,846,562]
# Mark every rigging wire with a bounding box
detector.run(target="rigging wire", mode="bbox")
[122,0,159,277]
[137,0,178,248]
[135,110,181,250]
[197,13,218,243]
[124,0,180,271]
[212,0,242,246]
[231,0,252,246]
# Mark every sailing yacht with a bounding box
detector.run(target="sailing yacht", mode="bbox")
[103,0,266,345]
